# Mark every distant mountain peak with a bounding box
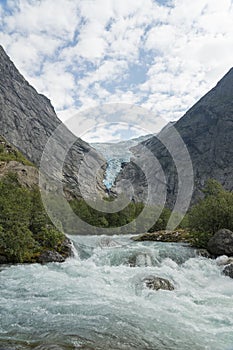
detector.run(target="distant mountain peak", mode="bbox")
[115,67,233,208]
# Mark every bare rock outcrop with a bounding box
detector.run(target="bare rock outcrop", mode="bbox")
[115,68,233,209]
[0,45,106,200]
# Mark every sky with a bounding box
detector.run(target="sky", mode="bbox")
[0,0,233,142]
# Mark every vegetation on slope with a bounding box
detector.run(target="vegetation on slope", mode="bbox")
[0,136,34,166]
[131,179,233,248]
[0,173,68,263]
[188,179,233,248]
[65,197,175,234]
[0,135,231,263]
[0,138,70,264]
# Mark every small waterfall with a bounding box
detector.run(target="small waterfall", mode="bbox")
[135,253,153,267]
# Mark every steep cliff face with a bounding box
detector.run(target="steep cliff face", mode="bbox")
[115,68,233,208]
[174,67,233,193]
[0,45,106,199]
[0,135,38,188]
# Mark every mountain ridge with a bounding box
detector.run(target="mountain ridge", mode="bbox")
[0,45,106,200]
[115,67,233,209]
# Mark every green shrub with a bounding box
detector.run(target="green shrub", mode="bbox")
[148,207,172,232]
[188,179,233,248]
[0,174,66,263]
[0,138,33,166]
[0,224,36,263]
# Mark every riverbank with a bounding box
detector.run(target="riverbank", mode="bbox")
[131,229,192,243]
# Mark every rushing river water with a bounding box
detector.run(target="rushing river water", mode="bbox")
[1,235,233,350]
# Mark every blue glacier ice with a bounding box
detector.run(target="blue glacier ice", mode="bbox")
[92,134,152,189]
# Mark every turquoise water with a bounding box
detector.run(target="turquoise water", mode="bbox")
[1,235,233,350]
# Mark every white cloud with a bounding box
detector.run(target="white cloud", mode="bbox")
[0,0,233,142]
[30,61,76,110]
[77,59,128,91]
[5,0,79,40]
[145,24,177,53]
[76,21,108,60]
[76,123,149,143]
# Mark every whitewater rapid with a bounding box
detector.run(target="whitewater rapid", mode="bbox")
[1,235,233,350]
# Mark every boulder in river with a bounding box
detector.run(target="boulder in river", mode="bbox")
[37,250,65,264]
[0,255,8,264]
[196,249,213,259]
[142,276,175,291]
[59,237,74,258]
[98,237,122,248]
[223,264,233,279]
[207,229,233,256]
[132,230,191,243]
[216,255,233,266]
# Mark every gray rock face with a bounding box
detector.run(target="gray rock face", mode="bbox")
[37,250,65,264]
[98,237,122,248]
[207,229,233,256]
[0,160,38,188]
[223,264,233,279]
[142,276,175,291]
[37,238,73,264]
[115,68,233,208]
[196,249,213,259]
[59,237,74,259]
[0,45,106,199]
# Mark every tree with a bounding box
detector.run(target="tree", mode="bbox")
[0,224,36,263]
[188,179,233,248]
[0,174,67,263]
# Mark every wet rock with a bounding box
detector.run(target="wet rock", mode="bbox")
[59,237,74,259]
[98,237,121,248]
[196,249,213,259]
[37,237,74,263]
[223,264,233,279]
[128,252,154,267]
[216,255,233,266]
[132,230,191,243]
[207,229,233,256]
[0,255,8,264]
[33,345,64,350]
[37,250,65,264]
[142,276,175,291]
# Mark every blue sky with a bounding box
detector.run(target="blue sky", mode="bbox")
[0,0,233,142]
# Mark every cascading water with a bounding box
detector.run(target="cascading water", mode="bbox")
[1,235,233,350]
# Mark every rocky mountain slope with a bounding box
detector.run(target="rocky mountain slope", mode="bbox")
[0,135,38,188]
[115,68,233,209]
[0,45,106,199]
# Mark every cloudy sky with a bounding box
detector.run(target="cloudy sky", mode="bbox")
[0,0,233,142]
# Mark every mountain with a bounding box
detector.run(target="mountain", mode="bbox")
[0,135,38,187]
[0,45,106,199]
[115,69,233,210]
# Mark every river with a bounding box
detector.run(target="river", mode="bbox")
[1,235,233,350]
